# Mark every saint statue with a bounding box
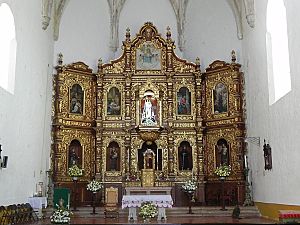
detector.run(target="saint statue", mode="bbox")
[217,143,229,166]
[141,94,157,126]
[109,146,118,171]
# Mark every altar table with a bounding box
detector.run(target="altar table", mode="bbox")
[122,194,173,221]
[28,197,47,218]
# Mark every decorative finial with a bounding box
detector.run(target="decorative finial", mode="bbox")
[126,27,131,41]
[98,58,103,68]
[195,57,200,66]
[231,50,236,63]
[58,52,63,65]
[166,26,171,40]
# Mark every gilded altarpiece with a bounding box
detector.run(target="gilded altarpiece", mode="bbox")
[52,22,246,206]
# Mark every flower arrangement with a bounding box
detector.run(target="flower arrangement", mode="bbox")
[68,165,84,177]
[86,180,103,192]
[214,165,231,177]
[182,178,197,193]
[139,202,158,220]
[50,204,72,224]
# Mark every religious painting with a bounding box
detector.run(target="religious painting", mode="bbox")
[141,90,158,126]
[136,41,161,70]
[68,140,83,168]
[70,84,84,114]
[177,87,191,115]
[107,87,121,115]
[106,141,120,171]
[178,141,193,170]
[215,139,230,167]
[213,83,228,114]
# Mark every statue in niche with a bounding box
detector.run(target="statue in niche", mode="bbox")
[215,139,229,166]
[143,148,155,169]
[69,147,79,166]
[141,90,157,126]
[109,146,118,171]
[178,143,192,170]
[68,140,82,168]
[213,83,228,114]
[107,144,120,171]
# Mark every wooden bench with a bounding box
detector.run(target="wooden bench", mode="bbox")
[279,210,300,223]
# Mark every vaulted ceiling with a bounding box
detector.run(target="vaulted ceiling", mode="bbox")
[42,0,255,52]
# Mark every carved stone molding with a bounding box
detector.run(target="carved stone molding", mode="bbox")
[169,0,189,52]
[107,0,126,52]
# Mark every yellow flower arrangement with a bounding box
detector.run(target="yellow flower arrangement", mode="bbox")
[214,165,231,177]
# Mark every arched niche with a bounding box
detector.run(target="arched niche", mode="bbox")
[70,84,84,114]
[178,141,193,171]
[141,90,158,126]
[215,138,230,167]
[138,141,162,171]
[213,83,228,114]
[68,139,83,168]
[177,87,191,115]
[106,141,120,171]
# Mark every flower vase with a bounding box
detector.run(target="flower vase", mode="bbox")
[143,218,151,223]
[72,176,78,181]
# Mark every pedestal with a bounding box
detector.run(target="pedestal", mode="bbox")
[91,192,98,214]
[220,177,227,211]
[72,177,79,211]
[186,191,194,214]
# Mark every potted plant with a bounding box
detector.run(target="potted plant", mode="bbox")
[50,204,72,224]
[87,179,103,214]
[139,201,157,222]
[214,165,231,178]
[68,165,84,180]
[182,178,197,214]
[87,180,103,193]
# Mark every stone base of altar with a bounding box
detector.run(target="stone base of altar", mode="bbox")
[125,186,172,195]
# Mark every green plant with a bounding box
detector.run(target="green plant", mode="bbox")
[214,165,231,177]
[139,202,157,220]
[182,178,197,193]
[68,165,84,177]
[50,204,72,224]
[86,180,103,192]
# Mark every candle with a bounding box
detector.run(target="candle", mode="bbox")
[244,155,248,169]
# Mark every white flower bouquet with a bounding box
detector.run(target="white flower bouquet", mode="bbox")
[50,204,72,224]
[68,165,84,177]
[86,180,103,192]
[139,202,158,220]
[214,165,231,177]
[182,178,197,193]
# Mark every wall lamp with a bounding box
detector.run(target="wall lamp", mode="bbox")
[0,144,8,169]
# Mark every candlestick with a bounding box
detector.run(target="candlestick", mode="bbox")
[244,155,248,169]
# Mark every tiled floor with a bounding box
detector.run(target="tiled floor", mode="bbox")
[36,216,276,224]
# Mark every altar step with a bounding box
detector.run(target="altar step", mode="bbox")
[44,206,260,219]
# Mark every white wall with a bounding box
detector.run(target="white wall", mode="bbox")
[54,0,110,71]
[242,0,300,205]
[185,0,242,69]
[0,0,53,205]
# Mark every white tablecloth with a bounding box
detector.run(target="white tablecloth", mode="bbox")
[28,197,47,209]
[122,195,173,208]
